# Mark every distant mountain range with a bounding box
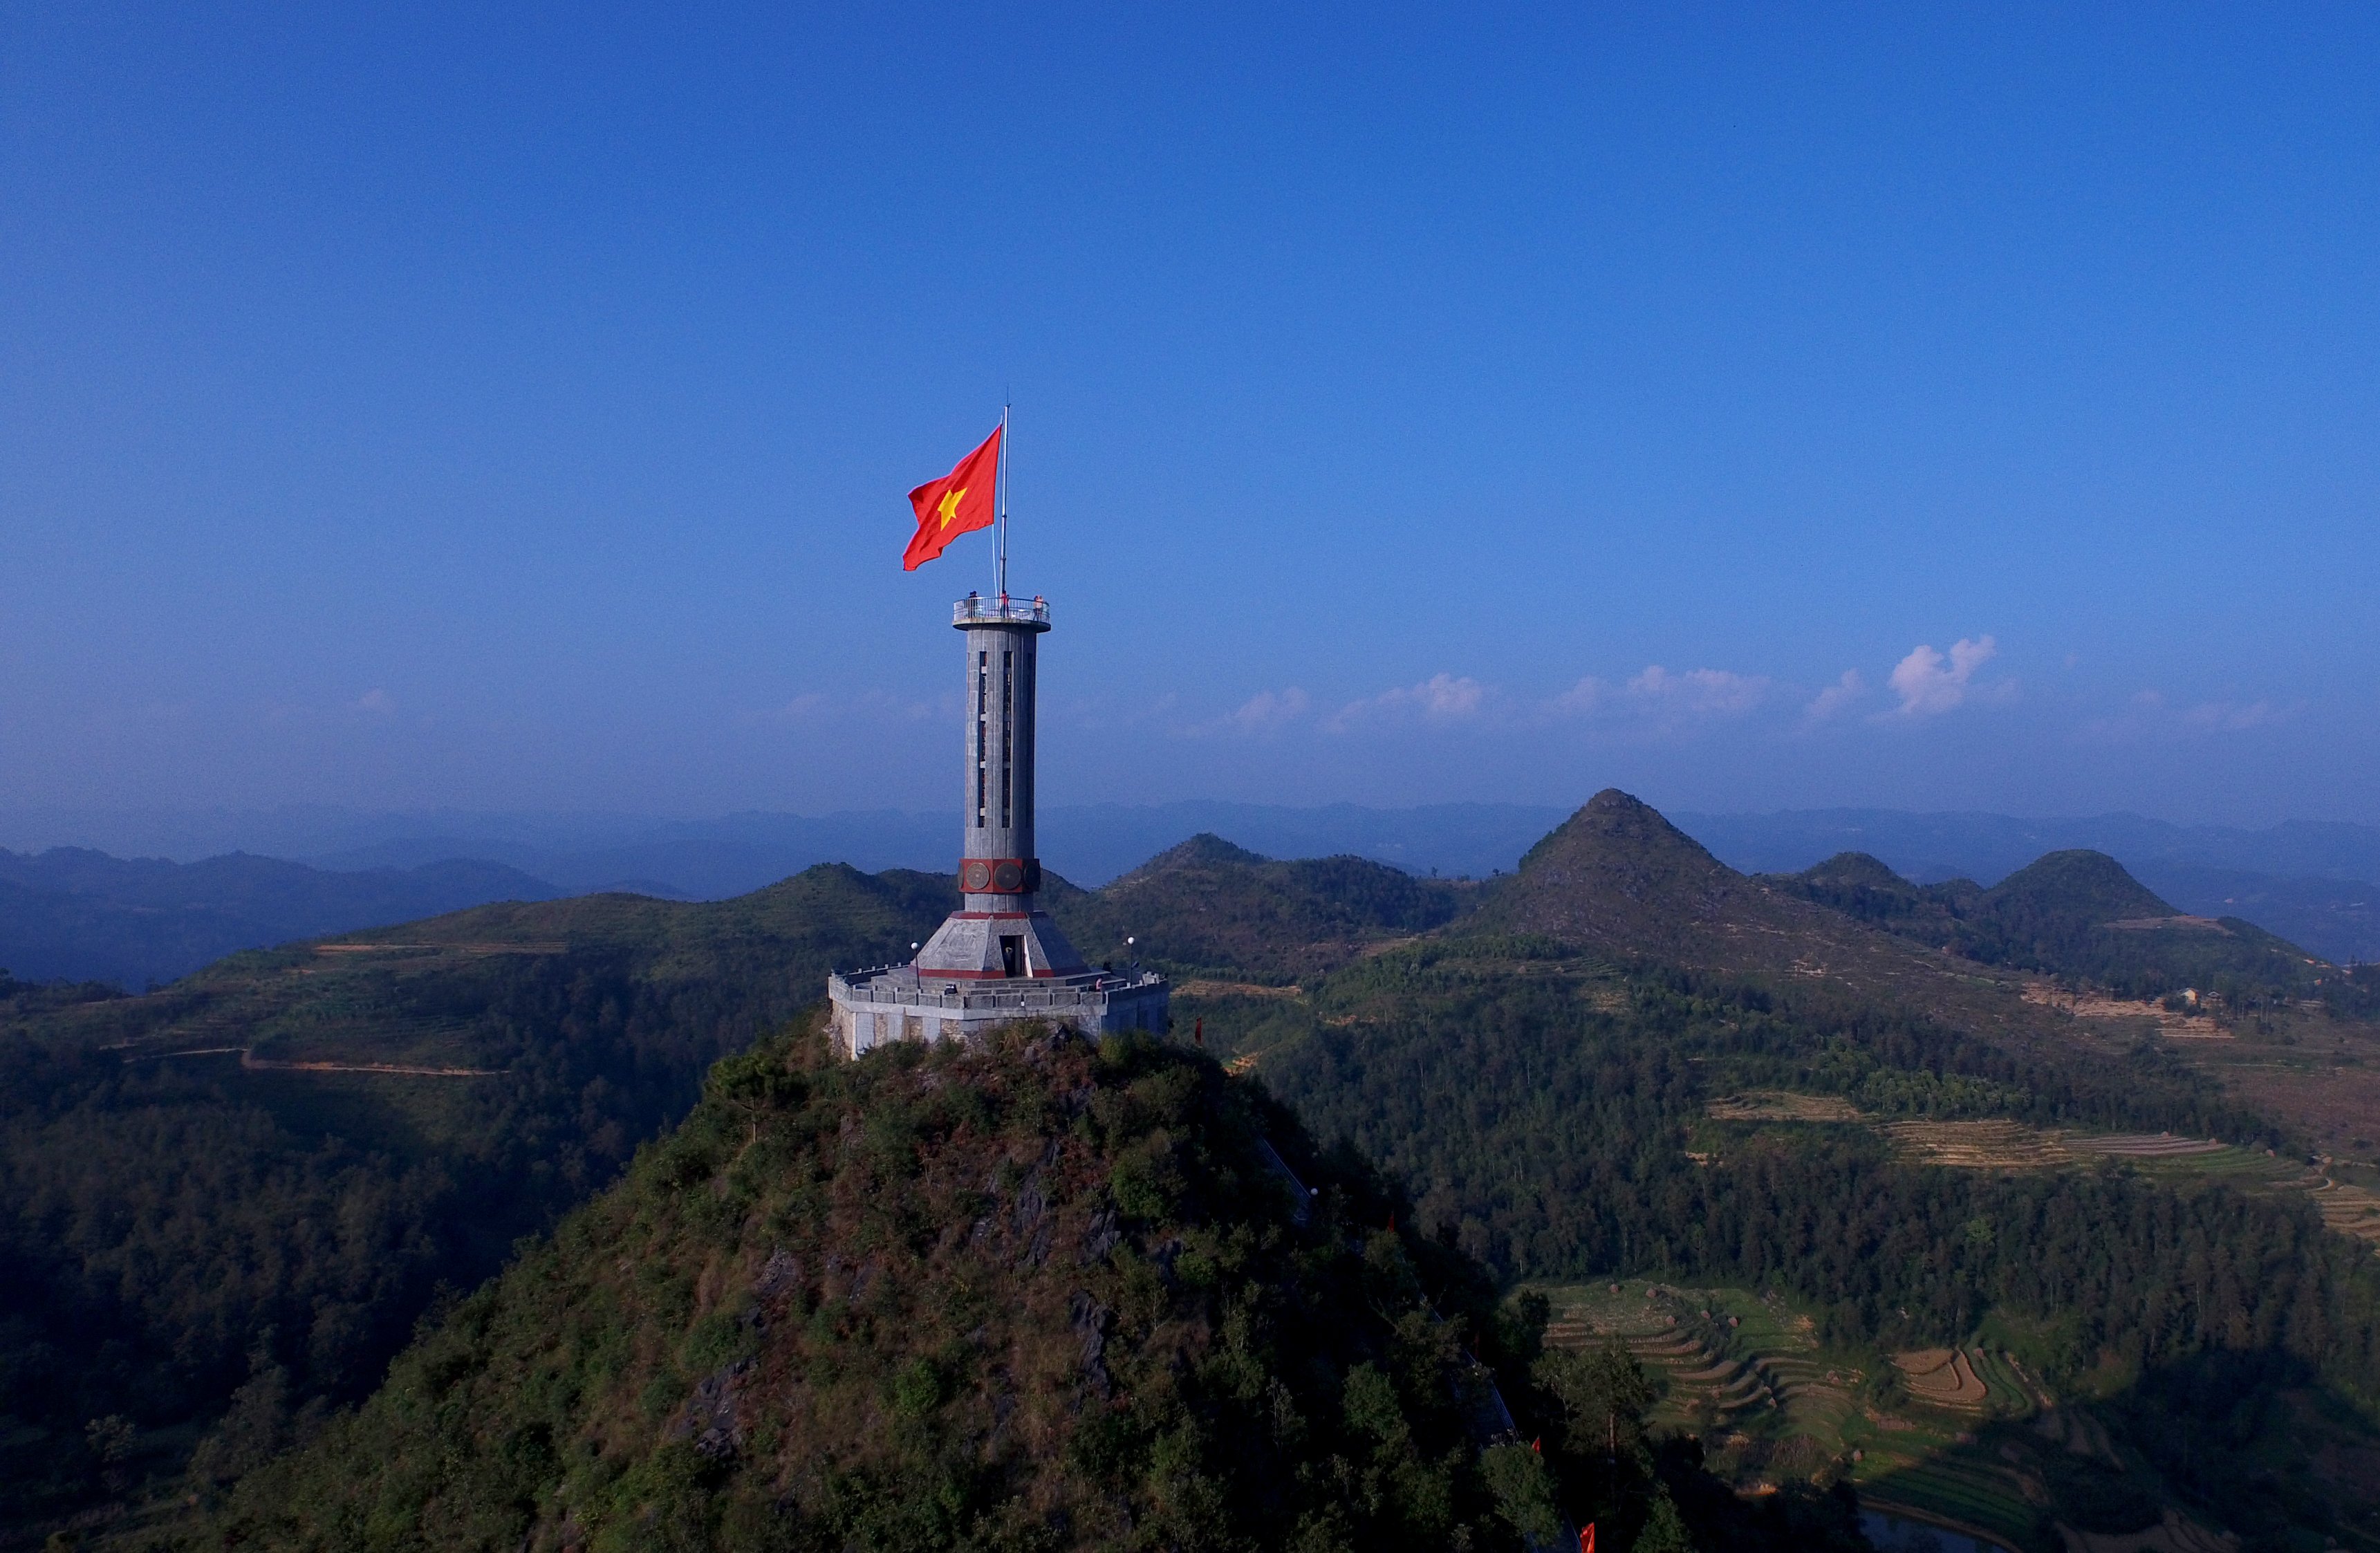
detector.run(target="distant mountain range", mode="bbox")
[3,801,2374,987]
[0,848,566,987]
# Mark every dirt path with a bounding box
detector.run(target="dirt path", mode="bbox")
[121,1045,495,1077]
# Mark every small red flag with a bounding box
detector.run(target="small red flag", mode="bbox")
[904,425,1002,570]
[1580,1525,1595,1553]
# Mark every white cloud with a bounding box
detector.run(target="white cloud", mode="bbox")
[354,688,395,715]
[1536,666,1770,727]
[741,690,939,727]
[2084,691,2291,743]
[2180,699,2279,733]
[1329,673,1487,731]
[1805,670,1865,722]
[1548,676,1608,716]
[1626,665,1770,715]
[1886,635,1997,716]
[1224,687,1311,734]
[1180,689,1313,737]
[751,691,831,724]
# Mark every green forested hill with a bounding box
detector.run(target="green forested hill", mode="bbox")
[1048,833,1477,984]
[190,1024,1866,1553]
[1768,851,1973,939]
[0,866,953,1534]
[1465,792,2052,1029]
[1769,847,2330,1002]
[193,1027,1539,1552]
[1961,848,2321,997]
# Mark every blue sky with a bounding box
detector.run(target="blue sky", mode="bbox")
[4,4,2376,825]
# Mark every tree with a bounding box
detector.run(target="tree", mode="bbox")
[1535,1341,1657,1463]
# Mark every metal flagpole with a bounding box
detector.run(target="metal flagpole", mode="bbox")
[996,402,1010,599]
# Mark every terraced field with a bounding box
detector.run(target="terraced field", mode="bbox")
[1543,1285,1816,1431]
[2308,1174,2380,1242]
[1707,1090,2380,1252]
[1528,1281,2213,1553]
[1707,1090,1867,1124]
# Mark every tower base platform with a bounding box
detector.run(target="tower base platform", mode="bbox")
[828,963,1170,1057]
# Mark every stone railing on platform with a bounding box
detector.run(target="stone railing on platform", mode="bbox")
[952,594,1050,627]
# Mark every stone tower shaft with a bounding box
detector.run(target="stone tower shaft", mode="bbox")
[956,595,1045,909]
[911,593,1086,981]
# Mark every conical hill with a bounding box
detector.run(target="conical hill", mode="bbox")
[1768,851,1972,936]
[1962,849,2320,996]
[1473,792,1935,974]
[1477,790,1769,962]
[1465,791,2063,1027]
[1978,847,2179,928]
[205,1025,1537,1552]
[1051,832,1475,985]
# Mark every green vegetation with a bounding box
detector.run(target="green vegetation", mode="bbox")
[196,1026,1541,1551]
[1192,932,2380,1544]
[179,1023,1870,1553]
[1201,946,2366,1368]
[0,866,951,1533]
[10,788,2380,1549]
[1049,834,1476,985]
[1527,1279,2370,1553]
[1772,848,2334,1007]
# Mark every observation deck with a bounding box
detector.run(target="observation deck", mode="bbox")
[954,594,1050,629]
[829,961,1169,1054]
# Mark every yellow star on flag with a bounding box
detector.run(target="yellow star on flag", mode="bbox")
[938,486,967,530]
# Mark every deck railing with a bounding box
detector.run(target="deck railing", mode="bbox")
[830,966,1161,1010]
[952,594,1050,626]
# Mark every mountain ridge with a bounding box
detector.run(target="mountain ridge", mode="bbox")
[0,847,570,987]
[1767,846,2328,1000]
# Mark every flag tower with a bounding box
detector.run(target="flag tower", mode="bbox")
[829,421,1169,1054]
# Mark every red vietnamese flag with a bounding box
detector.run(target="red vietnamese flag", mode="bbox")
[904,425,1002,570]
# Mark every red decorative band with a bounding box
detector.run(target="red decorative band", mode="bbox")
[959,857,1041,893]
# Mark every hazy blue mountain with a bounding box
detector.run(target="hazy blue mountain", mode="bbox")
[309,803,1569,895]
[0,848,566,987]
[2131,864,2379,967]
